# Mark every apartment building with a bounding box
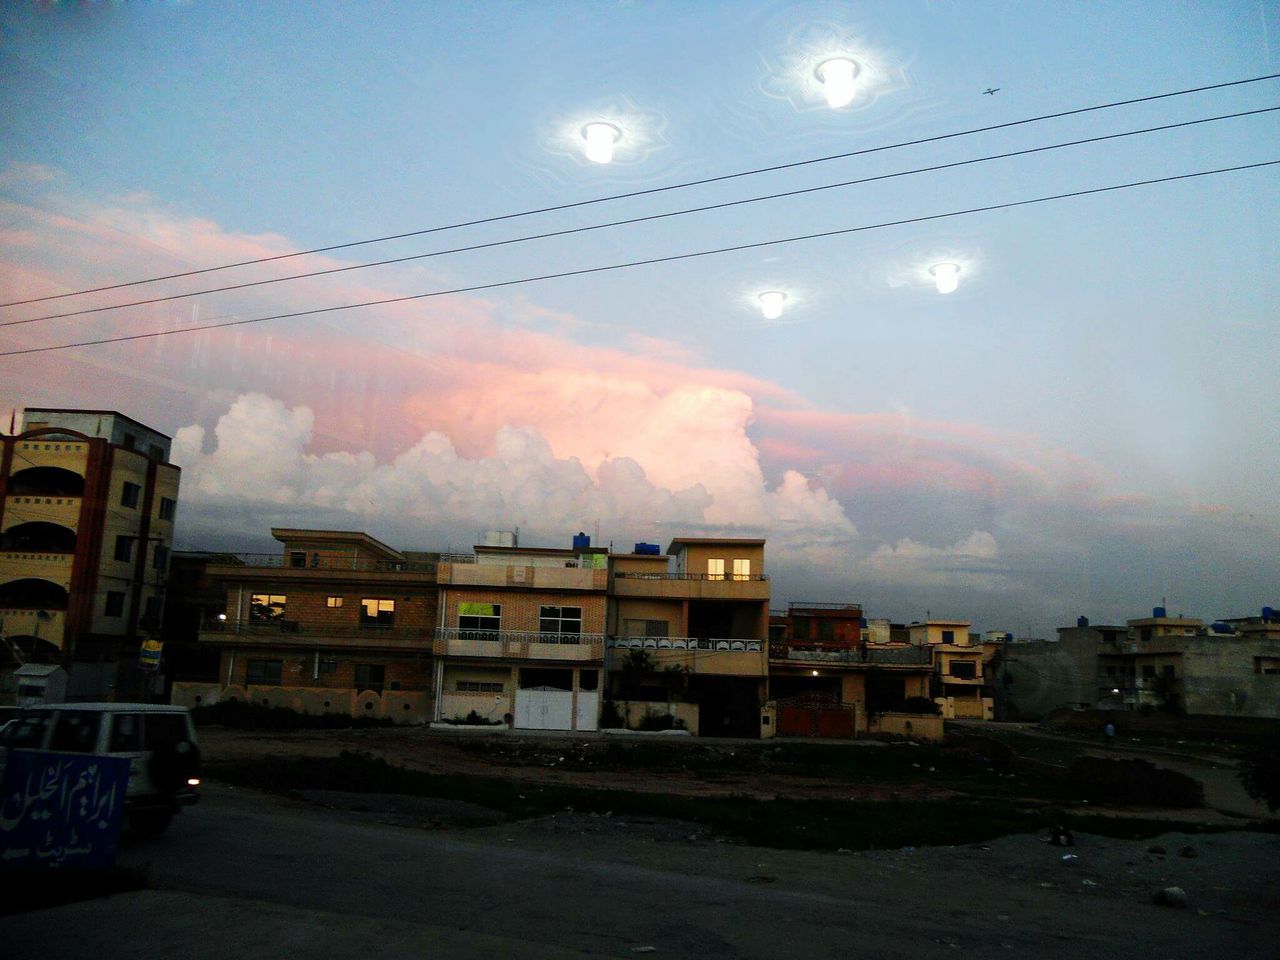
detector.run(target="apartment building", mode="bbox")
[433,533,607,731]
[767,602,936,738]
[607,538,770,738]
[171,529,438,721]
[1,408,179,701]
[907,619,994,720]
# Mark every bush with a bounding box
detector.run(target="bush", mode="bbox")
[600,699,624,729]
[638,711,676,731]
[1069,756,1203,808]
[440,710,503,727]
[1239,736,1280,812]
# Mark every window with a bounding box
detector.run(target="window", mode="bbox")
[793,618,810,641]
[109,713,142,752]
[114,534,134,562]
[317,656,339,675]
[539,605,582,639]
[250,593,287,621]
[158,497,176,521]
[105,591,126,617]
[458,602,501,635]
[817,620,835,643]
[579,670,599,691]
[1142,664,1156,678]
[326,596,344,608]
[289,551,307,568]
[1162,664,1176,677]
[50,712,102,753]
[941,630,955,643]
[246,659,283,685]
[361,598,395,626]
[456,680,504,693]
[707,558,725,581]
[143,595,162,623]
[4,713,51,748]
[153,543,169,571]
[120,481,140,508]
[122,433,136,451]
[732,558,751,581]
[948,660,978,679]
[1255,657,1280,675]
[354,663,385,693]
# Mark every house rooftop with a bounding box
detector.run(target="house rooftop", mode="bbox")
[666,537,765,552]
[271,528,404,560]
[23,407,172,440]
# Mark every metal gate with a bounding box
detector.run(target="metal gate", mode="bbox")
[777,695,856,738]
[514,687,574,730]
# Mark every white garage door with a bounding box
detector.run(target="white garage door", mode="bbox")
[575,691,599,731]
[514,687,574,730]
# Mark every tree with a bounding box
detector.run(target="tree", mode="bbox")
[1239,736,1280,813]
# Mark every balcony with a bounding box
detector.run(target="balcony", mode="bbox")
[9,441,89,472]
[438,561,606,591]
[433,628,604,661]
[610,570,770,601]
[0,551,74,588]
[0,608,66,644]
[209,552,436,573]
[607,637,767,677]
[3,496,81,532]
[773,645,931,667]
[198,618,432,651]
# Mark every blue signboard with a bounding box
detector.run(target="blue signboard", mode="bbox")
[0,751,129,870]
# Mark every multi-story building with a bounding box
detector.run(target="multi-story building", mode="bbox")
[907,619,993,719]
[607,538,770,738]
[768,602,936,739]
[1,408,179,701]
[433,533,607,731]
[172,529,438,721]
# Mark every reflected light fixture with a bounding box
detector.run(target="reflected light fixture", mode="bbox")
[929,262,961,294]
[815,57,859,108]
[758,290,787,320]
[581,122,621,163]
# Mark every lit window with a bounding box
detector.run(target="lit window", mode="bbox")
[326,596,344,608]
[361,598,395,626]
[707,558,725,581]
[250,594,287,621]
[732,558,751,581]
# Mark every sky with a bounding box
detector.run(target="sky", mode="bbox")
[1,1,1277,636]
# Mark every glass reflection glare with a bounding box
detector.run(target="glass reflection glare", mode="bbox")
[758,291,787,320]
[815,57,859,108]
[581,122,621,163]
[929,262,961,294]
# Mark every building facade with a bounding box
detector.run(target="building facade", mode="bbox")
[172,529,438,721]
[906,619,994,720]
[1,408,179,702]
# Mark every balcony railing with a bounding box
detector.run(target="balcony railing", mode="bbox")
[441,555,602,568]
[437,628,603,646]
[434,628,605,660]
[200,618,430,642]
[786,601,862,610]
[208,552,436,573]
[613,571,769,582]
[608,636,764,652]
[774,645,932,665]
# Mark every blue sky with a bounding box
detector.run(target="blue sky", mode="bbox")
[1,1,1277,634]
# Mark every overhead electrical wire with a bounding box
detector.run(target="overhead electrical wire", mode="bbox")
[1,71,1277,310]
[2,158,1274,359]
[5,104,1276,329]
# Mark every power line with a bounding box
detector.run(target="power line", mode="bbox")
[3,158,1274,359]
[2,71,1277,310]
[9,104,1276,329]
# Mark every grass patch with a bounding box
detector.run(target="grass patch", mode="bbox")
[0,866,150,916]
[207,751,1228,852]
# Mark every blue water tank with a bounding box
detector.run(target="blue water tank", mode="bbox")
[859,618,868,628]
[633,542,660,555]
[572,532,591,550]
[1153,606,1167,618]
[1264,606,1276,622]
[1210,622,1232,634]
[1077,616,1090,628]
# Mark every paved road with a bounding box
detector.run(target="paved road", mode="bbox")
[3,783,1277,959]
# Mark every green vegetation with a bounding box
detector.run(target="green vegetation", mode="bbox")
[1239,736,1280,812]
[207,750,1229,852]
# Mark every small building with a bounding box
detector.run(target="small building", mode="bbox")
[908,619,993,720]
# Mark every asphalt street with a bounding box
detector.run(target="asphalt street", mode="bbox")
[3,782,1277,959]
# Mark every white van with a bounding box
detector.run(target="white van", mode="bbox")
[0,703,201,836]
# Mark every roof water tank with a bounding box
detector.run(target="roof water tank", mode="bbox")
[633,542,660,555]
[572,532,591,550]
[1077,616,1089,628]
[1153,606,1167,618]
[1264,606,1276,622]
[1210,621,1232,634]
[859,618,868,628]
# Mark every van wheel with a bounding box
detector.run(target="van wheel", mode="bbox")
[129,809,173,837]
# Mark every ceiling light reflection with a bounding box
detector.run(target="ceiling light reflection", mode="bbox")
[581,122,621,163]
[815,57,859,108]
[758,290,787,320]
[928,262,961,294]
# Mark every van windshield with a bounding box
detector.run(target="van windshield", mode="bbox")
[3,711,53,749]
